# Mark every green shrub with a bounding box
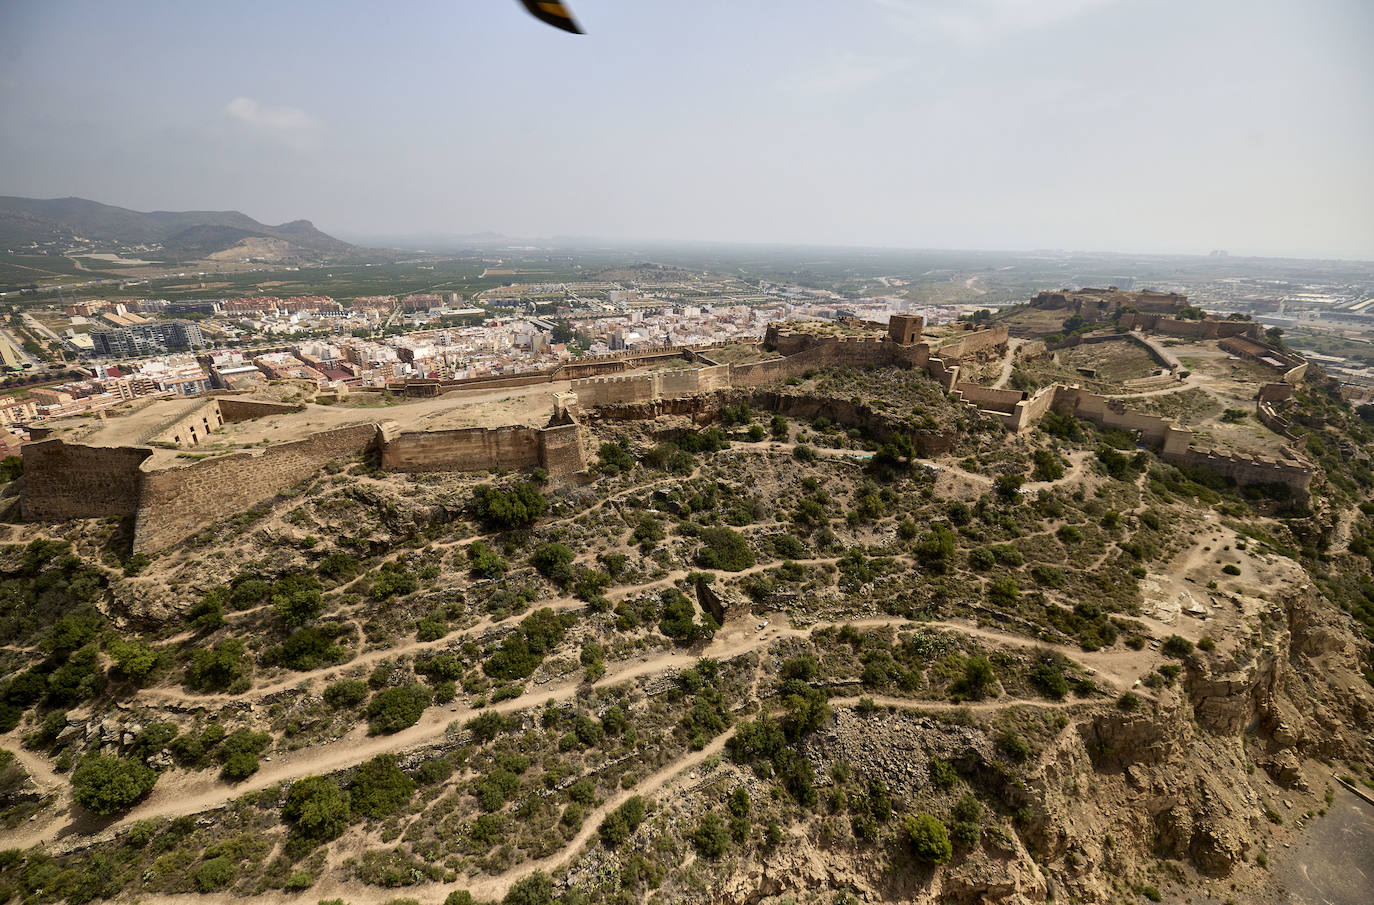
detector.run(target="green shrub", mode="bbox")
[106,637,160,685]
[466,541,508,579]
[194,855,236,892]
[349,754,417,818]
[598,795,646,848]
[317,552,361,581]
[905,813,953,865]
[324,678,370,708]
[1028,650,1070,700]
[1161,635,1194,657]
[595,440,636,475]
[282,776,350,841]
[692,813,730,858]
[366,684,431,735]
[471,483,547,530]
[996,730,1031,762]
[273,573,325,625]
[958,657,997,701]
[929,758,958,790]
[531,543,576,586]
[71,755,158,815]
[184,639,251,693]
[504,871,554,905]
[217,728,271,782]
[695,527,754,572]
[371,562,418,600]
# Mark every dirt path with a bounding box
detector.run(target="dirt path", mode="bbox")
[829,693,1082,713]
[1,741,64,795]
[1331,506,1356,555]
[992,338,1026,390]
[123,730,736,905]
[140,557,845,709]
[11,613,786,851]
[4,610,1150,855]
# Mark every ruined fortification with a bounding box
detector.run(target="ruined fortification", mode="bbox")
[19,310,1317,551]
[1031,286,1188,319]
[22,394,589,554]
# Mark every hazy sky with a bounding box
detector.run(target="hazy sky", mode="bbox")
[2,0,1371,258]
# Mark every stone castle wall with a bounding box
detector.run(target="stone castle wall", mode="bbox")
[1012,385,1313,500]
[1047,386,1194,456]
[379,423,584,476]
[581,389,958,458]
[217,398,305,422]
[951,384,1026,413]
[381,426,541,473]
[147,399,224,447]
[20,440,151,520]
[1120,313,1261,341]
[933,325,1010,363]
[1175,448,1313,498]
[133,423,380,552]
[569,364,734,406]
[538,423,587,476]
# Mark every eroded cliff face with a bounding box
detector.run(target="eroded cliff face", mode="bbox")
[714,590,1373,905]
[1024,590,1372,902]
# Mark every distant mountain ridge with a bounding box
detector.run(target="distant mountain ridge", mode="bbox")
[0,195,357,262]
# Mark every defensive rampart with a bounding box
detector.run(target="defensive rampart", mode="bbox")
[133,424,380,552]
[1046,386,1194,456]
[932,325,1011,363]
[20,441,152,520]
[995,385,1313,500]
[581,389,958,458]
[1218,336,1308,382]
[1175,448,1313,498]
[379,423,585,477]
[1120,313,1261,341]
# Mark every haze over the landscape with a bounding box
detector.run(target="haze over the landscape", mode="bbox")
[2,0,1371,259]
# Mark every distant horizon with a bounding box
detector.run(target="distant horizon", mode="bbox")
[6,190,1374,268]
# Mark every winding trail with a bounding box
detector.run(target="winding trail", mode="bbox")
[0,605,1148,857]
